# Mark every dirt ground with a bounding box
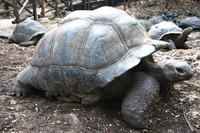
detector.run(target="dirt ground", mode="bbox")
[0,0,200,132]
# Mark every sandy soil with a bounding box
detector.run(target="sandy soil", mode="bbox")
[0,0,200,132]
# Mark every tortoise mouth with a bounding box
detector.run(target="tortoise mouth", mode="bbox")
[175,66,194,80]
[176,71,194,80]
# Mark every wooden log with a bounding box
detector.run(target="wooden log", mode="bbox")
[128,0,131,8]
[84,0,86,10]
[111,0,114,6]
[13,0,20,24]
[0,9,13,14]
[123,0,126,10]
[44,0,54,8]
[44,5,66,13]
[4,1,10,16]
[17,0,32,14]
[18,0,29,15]
[71,0,74,11]
[31,0,37,20]
[165,0,170,8]
[105,0,107,6]
[41,0,45,17]
[67,0,70,11]
[61,0,68,6]
[87,0,90,10]
[55,0,58,17]
[2,0,13,7]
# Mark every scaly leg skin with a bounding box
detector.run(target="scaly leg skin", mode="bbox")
[13,80,35,97]
[167,39,177,50]
[18,40,37,47]
[121,72,160,129]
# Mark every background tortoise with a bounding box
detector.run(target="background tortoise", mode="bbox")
[148,21,193,49]
[8,18,46,47]
[138,19,153,31]
[178,16,200,30]
[13,6,193,129]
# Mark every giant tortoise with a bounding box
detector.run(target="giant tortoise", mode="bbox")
[13,6,193,129]
[148,21,193,49]
[178,16,200,30]
[8,18,46,47]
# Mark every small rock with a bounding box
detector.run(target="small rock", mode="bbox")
[52,113,83,132]
[10,99,17,105]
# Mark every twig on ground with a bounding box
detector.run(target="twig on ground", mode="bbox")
[183,81,200,88]
[184,114,194,131]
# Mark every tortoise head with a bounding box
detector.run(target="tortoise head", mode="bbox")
[161,60,193,82]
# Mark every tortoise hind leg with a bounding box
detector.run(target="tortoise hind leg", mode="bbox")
[13,80,36,97]
[121,72,160,129]
[12,66,38,97]
[167,39,177,49]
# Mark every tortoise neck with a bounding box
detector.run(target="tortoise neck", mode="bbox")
[174,27,193,48]
[143,57,174,89]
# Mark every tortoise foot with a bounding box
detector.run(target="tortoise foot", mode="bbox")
[122,102,150,129]
[81,95,100,105]
[56,95,81,102]
[121,72,160,129]
[13,80,34,97]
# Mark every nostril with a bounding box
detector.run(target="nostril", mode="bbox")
[176,67,184,73]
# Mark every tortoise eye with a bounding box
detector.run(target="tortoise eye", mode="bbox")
[176,67,184,73]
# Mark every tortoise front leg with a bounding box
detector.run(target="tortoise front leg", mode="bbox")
[121,72,160,129]
[18,41,37,47]
[167,39,177,49]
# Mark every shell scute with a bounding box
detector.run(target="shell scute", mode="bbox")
[80,70,98,93]
[47,67,71,96]
[28,6,169,93]
[62,68,86,97]
[148,21,182,40]
[38,69,58,96]
[78,23,127,70]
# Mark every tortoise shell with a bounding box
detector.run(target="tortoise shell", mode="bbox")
[8,18,46,44]
[148,21,183,40]
[18,6,169,97]
[180,16,200,27]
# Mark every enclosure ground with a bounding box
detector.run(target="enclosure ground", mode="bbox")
[0,0,200,132]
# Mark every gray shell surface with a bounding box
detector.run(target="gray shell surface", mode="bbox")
[138,19,153,31]
[181,16,200,26]
[18,6,169,96]
[148,21,183,40]
[9,18,46,43]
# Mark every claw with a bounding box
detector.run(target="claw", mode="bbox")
[12,80,34,97]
